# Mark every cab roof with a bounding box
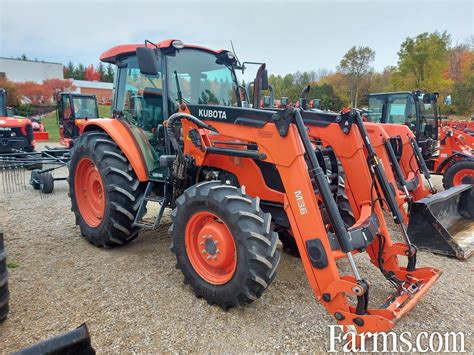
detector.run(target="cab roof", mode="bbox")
[100,39,227,64]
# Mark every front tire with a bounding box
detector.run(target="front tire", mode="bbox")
[170,181,280,310]
[443,160,474,189]
[68,132,146,247]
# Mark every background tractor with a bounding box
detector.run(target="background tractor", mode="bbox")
[366,91,474,188]
[56,92,100,148]
[67,39,445,336]
[0,88,37,154]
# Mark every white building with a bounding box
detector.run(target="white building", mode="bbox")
[72,80,113,102]
[0,57,64,83]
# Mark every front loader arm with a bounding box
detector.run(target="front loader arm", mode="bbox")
[169,106,440,335]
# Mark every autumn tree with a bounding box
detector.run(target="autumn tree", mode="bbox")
[16,79,74,104]
[338,46,375,107]
[451,50,474,114]
[85,64,100,81]
[392,31,452,92]
[0,78,21,106]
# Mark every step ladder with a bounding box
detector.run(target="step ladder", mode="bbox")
[133,181,168,229]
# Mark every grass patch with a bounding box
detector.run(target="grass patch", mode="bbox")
[42,110,59,142]
[40,104,112,142]
[7,261,18,269]
[99,104,111,118]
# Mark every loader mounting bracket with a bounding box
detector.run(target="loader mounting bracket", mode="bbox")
[272,109,294,137]
[337,110,356,135]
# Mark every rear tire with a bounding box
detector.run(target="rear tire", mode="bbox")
[443,160,474,189]
[170,181,280,310]
[68,132,146,248]
[0,229,9,323]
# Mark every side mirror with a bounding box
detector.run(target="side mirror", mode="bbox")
[261,69,269,91]
[136,47,159,76]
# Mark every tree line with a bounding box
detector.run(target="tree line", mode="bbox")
[64,61,115,82]
[264,31,473,115]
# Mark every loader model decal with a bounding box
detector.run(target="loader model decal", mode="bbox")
[294,190,308,215]
[198,109,227,120]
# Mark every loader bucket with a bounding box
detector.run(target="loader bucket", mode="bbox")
[13,323,95,354]
[408,184,474,259]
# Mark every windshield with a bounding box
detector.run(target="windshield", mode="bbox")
[367,96,384,122]
[72,97,98,118]
[167,49,239,107]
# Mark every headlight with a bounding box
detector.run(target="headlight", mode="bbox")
[172,40,184,49]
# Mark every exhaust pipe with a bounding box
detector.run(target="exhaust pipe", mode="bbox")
[407,184,474,259]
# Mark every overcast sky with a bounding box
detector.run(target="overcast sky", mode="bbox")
[0,0,473,77]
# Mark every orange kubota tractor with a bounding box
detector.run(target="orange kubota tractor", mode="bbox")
[366,91,474,188]
[68,39,445,336]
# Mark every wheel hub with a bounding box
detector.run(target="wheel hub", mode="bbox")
[185,211,237,285]
[453,168,474,185]
[74,157,105,227]
[204,237,217,255]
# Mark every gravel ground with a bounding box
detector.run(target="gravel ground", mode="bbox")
[0,143,473,353]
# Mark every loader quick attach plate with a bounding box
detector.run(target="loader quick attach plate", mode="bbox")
[407,184,474,259]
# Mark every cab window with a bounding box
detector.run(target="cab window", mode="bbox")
[386,94,416,125]
[116,55,163,132]
[62,95,72,119]
[72,97,97,118]
[367,96,384,122]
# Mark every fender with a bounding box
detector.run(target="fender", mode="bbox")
[435,151,474,174]
[82,119,152,181]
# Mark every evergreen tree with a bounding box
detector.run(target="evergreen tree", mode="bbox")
[75,63,86,80]
[64,61,75,79]
[105,64,115,83]
[97,62,106,82]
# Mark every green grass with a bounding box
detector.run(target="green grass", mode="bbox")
[7,261,18,269]
[42,110,60,141]
[99,104,111,118]
[40,104,111,142]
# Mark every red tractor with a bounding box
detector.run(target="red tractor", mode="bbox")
[0,88,37,154]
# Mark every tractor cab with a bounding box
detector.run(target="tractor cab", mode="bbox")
[57,92,99,147]
[367,91,440,159]
[101,39,242,180]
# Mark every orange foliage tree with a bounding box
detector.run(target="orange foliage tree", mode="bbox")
[16,79,75,105]
[85,65,100,81]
